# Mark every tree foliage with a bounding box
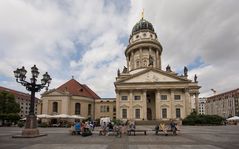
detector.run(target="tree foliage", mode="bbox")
[182,112,224,125]
[0,91,21,124]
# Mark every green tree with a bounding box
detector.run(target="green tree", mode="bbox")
[0,91,20,125]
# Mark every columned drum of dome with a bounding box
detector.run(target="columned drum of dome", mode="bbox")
[115,17,200,122]
[125,18,163,72]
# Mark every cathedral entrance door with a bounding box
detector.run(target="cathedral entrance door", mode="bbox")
[147,108,152,120]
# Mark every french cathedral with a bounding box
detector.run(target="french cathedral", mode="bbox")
[114,17,200,121]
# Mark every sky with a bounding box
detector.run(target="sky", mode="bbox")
[0,0,238,98]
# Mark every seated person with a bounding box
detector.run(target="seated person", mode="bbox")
[155,124,159,135]
[160,122,168,136]
[75,121,81,135]
[170,120,177,135]
[99,122,107,136]
[107,122,114,132]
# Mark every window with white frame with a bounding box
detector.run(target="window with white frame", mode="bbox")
[122,109,127,118]
[135,109,140,119]
[162,108,167,118]
[174,95,181,100]
[121,96,128,100]
[134,95,141,100]
[176,108,181,118]
[161,95,167,100]
[100,105,109,112]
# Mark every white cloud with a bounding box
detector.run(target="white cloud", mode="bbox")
[0,0,238,98]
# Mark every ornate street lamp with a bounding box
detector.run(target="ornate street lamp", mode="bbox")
[13,65,51,137]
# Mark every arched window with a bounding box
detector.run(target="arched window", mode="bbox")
[75,103,81,115]
[88,104,91,115]
[52,102,58,113]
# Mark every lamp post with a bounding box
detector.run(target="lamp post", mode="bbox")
[13,65,51,137]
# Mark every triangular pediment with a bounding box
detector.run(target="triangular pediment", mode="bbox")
[41,89,67,97]
[119,69,188,83]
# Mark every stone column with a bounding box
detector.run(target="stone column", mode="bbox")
[140,48,142,67]
[131,51,134,70]
[142,90,147,120]
[158,50,161,69]
[116,90,120,119]
[156,50,159,68]
[195,93,199,114]
[184,89,190,117]
[129,90,133,120]
[126,56,129,71]
[155,90,161,120]
[170,89,175,119]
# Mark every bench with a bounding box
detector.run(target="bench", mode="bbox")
[154,129,180,135]
[127,129,147,136]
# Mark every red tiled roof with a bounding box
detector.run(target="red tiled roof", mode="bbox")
[0,86,39,101]
[56,79,100,99]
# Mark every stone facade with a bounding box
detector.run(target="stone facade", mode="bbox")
[94,98,116,120]
[115,18,200,121]
[38,79,99,121]
[206,88,239,118]
[198,98,206,115]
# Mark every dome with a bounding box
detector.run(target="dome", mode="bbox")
[131,18,155,35]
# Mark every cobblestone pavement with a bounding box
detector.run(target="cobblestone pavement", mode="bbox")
[0,125,239,149]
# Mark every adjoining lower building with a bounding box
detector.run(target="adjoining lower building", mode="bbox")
[114,17,200,121]
[206,88,239,118]
[95,98,116,120]
[0,86,38,119]
[39,78,100,123]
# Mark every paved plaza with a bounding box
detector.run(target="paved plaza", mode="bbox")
[0,125,239,149]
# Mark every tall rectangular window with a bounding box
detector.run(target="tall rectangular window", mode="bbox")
[176,108,181,118]
[88,104,91,115]
[135,109,140,119]
[174,95,181,100]
[162,108,167,118]
[161,95,167,100]
[100,105,109,112]
[122,109,127,118]
[134,96,141,100]
[121,96,128,100]
[113,106,116,112]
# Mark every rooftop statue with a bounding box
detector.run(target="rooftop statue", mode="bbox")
[184,66,188,77]
[148,55,154,66]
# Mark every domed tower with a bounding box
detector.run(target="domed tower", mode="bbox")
[125,18,163,72]
[115,15,200,122]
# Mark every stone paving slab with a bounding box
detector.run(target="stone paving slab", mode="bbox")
[129,145,223,149]
[20,144,108,149]
[0,126,239,149]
